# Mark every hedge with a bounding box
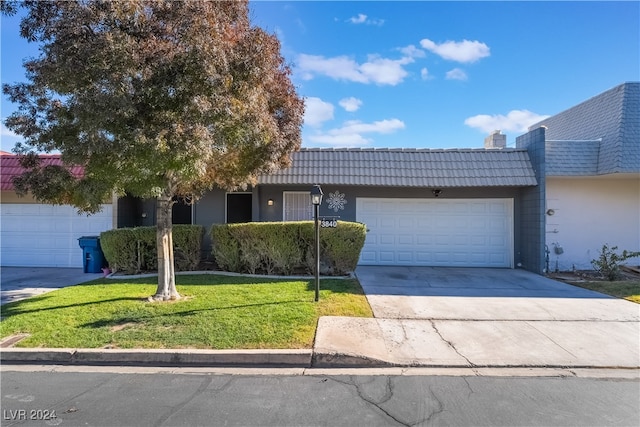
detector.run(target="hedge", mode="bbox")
[210,221,366,276]
[100,225,204,274]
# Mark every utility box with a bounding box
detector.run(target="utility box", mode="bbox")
[78,236,106,273]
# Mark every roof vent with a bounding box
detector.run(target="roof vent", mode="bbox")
[484,130,506,149]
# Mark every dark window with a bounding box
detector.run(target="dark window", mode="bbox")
[227,193,252,223]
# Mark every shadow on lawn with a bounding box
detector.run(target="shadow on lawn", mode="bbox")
[303,279,365,295]
[0,296,146,318]
[81,299,311,329]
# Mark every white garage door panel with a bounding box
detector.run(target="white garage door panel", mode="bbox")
[1,204,113,268]
[357,198,513,267]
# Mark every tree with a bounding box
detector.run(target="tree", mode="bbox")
[2,0,304,300]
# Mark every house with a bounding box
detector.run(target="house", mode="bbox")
[0,153,114,268]
[516,82,640,272]
[117,148,540,271]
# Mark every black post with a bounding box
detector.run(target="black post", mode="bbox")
[314,202,320,302]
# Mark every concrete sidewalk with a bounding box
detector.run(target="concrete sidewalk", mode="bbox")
[313,267,640,368]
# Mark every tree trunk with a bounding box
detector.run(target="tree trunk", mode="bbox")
[152,190,180,301]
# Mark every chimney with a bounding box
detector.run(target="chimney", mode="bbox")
[484,130,506,149]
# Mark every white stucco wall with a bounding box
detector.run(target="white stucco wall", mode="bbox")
[545,176,640,271]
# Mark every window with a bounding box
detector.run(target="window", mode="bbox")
[283,192,312,221]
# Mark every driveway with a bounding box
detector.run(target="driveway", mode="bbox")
[313,266,640,368]
[0,267,103,305]
[354,266,639,321]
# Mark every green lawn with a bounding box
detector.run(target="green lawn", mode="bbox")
[568,279,640,303]
[0,274,373,349]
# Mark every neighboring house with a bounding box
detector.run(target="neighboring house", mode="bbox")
[0,153,114,268]
[517,82,640,272]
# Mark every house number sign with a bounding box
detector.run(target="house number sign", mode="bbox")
[320,219,338,228]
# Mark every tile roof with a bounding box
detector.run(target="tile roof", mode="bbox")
[0,153,84,191]
[545,140,600,176]
[259,148,538,187]
[530,82,639,175]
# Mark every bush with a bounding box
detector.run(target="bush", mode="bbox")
[210,221,366,276]
[100,225,204,274]
[591,244,640,281]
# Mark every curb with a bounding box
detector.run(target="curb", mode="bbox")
[3,348,638,370]
[0,348,313,368]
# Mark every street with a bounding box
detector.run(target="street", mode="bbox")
[1,368,638,426]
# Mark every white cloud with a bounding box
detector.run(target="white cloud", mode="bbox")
[420,67,432,80]
[446,68,468,81]
[398,44,425,58]
[349,13,367,24]
[304,97,334,127]
[420,38,490,63]
[307,118,405,147]
[339,97,363,112]
[297,53,413,86]
[464,110,551,133]
[348,13,384,26]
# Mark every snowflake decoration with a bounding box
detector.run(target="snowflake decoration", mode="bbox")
[326,191,347,212]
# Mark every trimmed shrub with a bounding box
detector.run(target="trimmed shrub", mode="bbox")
[210,221,366,276]
[100,225,204,274]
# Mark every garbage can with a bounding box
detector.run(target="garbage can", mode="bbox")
[78,236,106,273]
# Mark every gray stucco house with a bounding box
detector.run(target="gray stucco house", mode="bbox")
[115,82,639,275]
[118,148,540,272]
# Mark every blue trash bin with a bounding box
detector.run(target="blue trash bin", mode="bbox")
[78,236,106,273]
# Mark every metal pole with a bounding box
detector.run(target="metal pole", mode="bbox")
[314,202,320,302]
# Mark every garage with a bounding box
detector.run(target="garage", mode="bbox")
[357,198,513,267]
[0,203,113,268]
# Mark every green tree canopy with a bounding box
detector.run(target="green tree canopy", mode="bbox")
[3,0,304,300]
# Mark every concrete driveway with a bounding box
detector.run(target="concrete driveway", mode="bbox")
[0,267,103,305]
[313,266,640,368]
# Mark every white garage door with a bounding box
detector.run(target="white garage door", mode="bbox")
[357,198,513,267]
[1,203,113,268]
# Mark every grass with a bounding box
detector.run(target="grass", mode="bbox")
[568,279,640,303]
[0,274,373,349]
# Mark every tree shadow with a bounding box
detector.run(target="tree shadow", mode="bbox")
[0,296,146,319]
[80,299,311,329]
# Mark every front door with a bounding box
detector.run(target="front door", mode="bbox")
[227,193,252,223]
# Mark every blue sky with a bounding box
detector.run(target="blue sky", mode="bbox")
[2,1,639,152]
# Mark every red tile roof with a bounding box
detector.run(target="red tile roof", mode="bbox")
[0,153,84,191]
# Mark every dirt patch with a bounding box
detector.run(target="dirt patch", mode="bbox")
[109,322,139,332]
[0,333,31,348]
[549,267,640,283]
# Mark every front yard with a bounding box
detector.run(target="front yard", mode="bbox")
[0,274,373,349]
[551,270,640,303]
[566,279,640,303]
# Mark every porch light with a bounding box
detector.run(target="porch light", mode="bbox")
[310,185,323,206]
[267,199,274,206]
[311,185,323,302]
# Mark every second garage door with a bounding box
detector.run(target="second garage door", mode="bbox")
[1,203,113,268]
[356,198,513,267]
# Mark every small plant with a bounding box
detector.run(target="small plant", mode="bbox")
[591,244,640,281]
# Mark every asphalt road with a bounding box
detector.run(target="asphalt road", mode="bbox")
[1,370,638,426]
